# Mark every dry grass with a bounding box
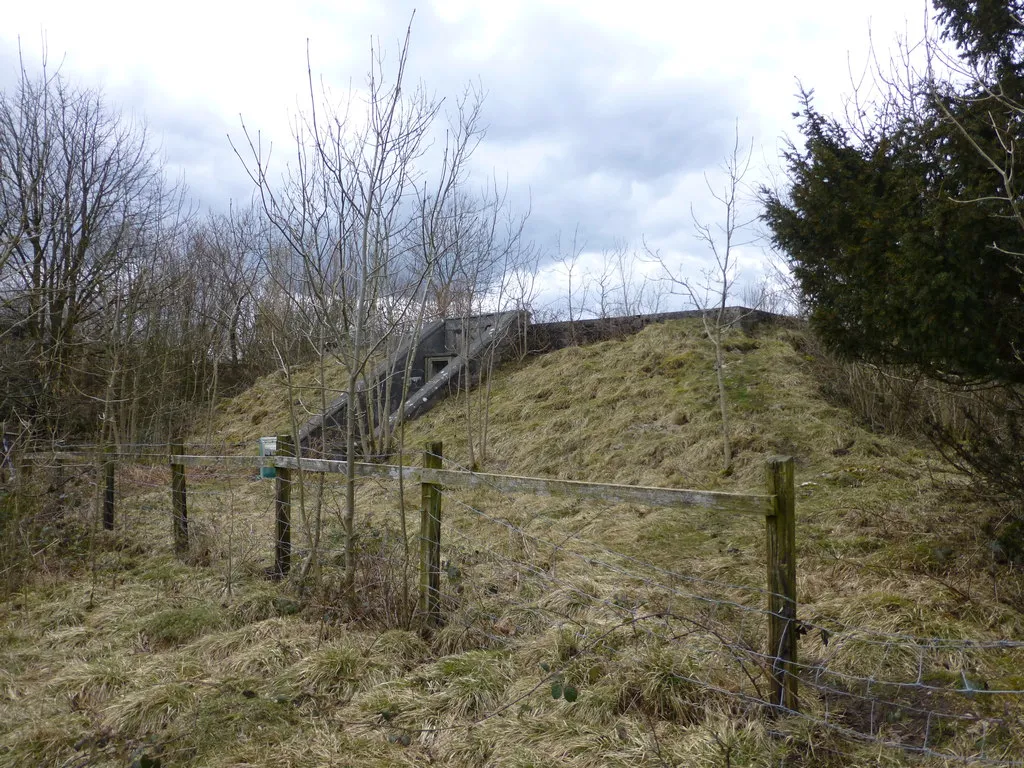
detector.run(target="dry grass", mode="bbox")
[201,355,352,450]
[2,319,1024,766]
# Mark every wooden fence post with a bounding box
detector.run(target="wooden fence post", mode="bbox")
[274,434,294,579]
[420,441,443,625]
[766,456,798,712]
[103,444,115,531]
[170,442,188,557]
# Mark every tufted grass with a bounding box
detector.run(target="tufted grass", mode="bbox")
[2,319,1024,766]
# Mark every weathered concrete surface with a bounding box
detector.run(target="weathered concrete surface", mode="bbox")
[526,307,786,353]
[394,311,526,425]
[297,311,525,456]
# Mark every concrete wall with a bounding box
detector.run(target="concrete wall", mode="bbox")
[297,311,525,457]
[395,311,526,424]
[526,307,786,353]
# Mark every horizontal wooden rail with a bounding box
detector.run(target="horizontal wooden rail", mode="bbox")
[27,451,169,465]
[171,454,413,481]
[27,451,773,515]
[25,451,107,462]
[169,454,773,515]
[422,468,773,515]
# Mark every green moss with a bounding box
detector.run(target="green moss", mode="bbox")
[140,604,226,648]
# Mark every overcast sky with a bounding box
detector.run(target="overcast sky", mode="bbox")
[0,0,931,312]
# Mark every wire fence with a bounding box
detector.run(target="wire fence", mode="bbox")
[428,459,1024,765]
[3,443,1024,766]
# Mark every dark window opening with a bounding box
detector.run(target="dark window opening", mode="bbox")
[427,357,452,379]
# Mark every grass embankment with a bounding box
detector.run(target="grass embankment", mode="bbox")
[200,354,352,449]
[2,319,1022,767]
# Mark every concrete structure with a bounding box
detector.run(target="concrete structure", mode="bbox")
[526,307,785,352]
[297,311,526,456]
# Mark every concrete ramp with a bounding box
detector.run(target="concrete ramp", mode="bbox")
[298,311,525,457]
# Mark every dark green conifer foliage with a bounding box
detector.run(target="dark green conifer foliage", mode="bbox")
[762,1,1024,386]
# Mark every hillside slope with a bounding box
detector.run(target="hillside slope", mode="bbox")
[2,318,1022,767]
[408,318,1023,640]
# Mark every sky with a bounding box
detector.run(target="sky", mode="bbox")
[0,0,932,314]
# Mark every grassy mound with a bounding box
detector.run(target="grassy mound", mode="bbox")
[2,318,1023,767]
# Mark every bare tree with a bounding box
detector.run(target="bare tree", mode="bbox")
[234,20,487,591]
[498,233,542,361]
[556,228,587,341]
[443,178,530,468]
[586,247,618,319]
[652,126,756,473]
[0,49,183,439]
[580,242,667,319]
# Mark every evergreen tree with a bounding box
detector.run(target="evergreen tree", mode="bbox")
[763,2,1024,502]
[762,1,1024,386]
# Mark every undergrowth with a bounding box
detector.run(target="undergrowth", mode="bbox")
[2,319,1023,766]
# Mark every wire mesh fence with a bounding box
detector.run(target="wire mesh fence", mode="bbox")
[3,442,1023,765]
[430,478,1024,765]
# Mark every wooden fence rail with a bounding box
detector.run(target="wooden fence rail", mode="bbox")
[23,445,798,712]
[168,454,774,515]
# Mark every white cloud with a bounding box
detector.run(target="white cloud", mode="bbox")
[1,0,931,294]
